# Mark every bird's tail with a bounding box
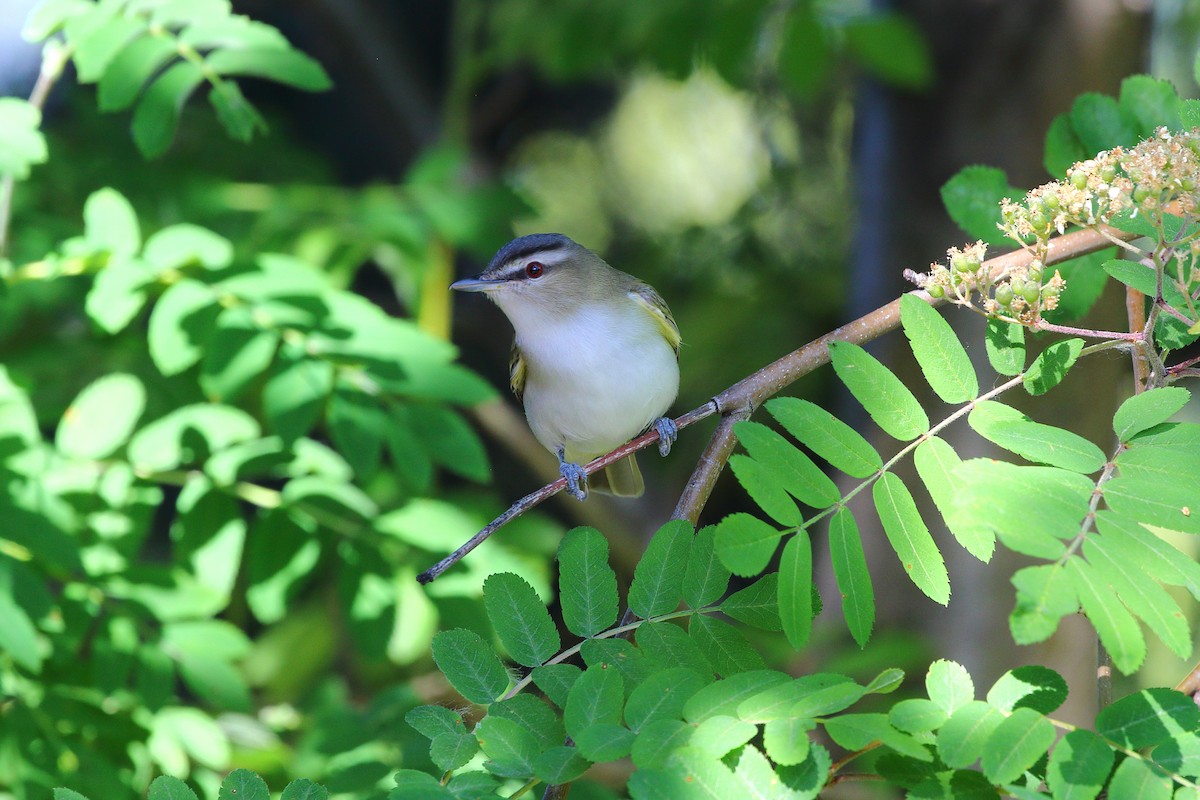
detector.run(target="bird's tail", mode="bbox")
[591,454,644,497]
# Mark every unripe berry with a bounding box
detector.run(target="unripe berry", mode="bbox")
[928,284,945,299]
[995,284,1014,306]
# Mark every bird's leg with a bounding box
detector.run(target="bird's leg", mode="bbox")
[653,417,678,457]
[556,446,588,501]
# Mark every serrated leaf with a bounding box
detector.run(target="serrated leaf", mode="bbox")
[985,319,1025,376]
[531,663,580,709]
[628,520,692,619]
[824,713,930,760]
[637,620,713,677]
[940,165,1021,246]
[937,701,1003,769]
[630,719,692,770]
[1113,387,1191,441]
[914,437,994,561]
[1095,512,1200,601]
[1047,729,1113,800]
[557,527,618,637]
[430,629,508,705]
[218,769,268,800]
[889,698,947,734]
[980,707,1055,785]
[1044,112,1088,177]
[406,705,466,741]
[1085,535,1191,658]
[1103,259,1198,350]
[830,341,928,440]
[714,513,781,577]
[474,716,537,778]
[682,525,730,610]
[483,573,558,667]
[987,665,1068,714]
[901,294,978,403]
[1105,757,1172,800]
[1097,688,1200,749]
[690,615,764,676]
[766,396,883,478]
[0,98,48,180]
[968,400,1106,473]
[148,776,200,800]
[1009,564,1078,645]
[280,779,327,800]
[57,373,145,459]
[1023,338,1085,395]
[729,454,803,526]
[690,715,756,758]
[762,717,813,767]
[681,670,791,723]
[133,60,207,158]
[828,508,874,647]
[533,746,590,784]
[926,660,974,716]
[734,421,840,508]
[720,574,781,631]
[624,668,707,732]
[1067,557,1145,674]
[778,532,813,649]
[874,472,949,605]
[564,664,623,738]
[1103,475,1200,535]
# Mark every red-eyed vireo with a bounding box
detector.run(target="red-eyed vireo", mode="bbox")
[451,233,680,500]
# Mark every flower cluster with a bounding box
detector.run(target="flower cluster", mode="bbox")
[920,241,1064,325]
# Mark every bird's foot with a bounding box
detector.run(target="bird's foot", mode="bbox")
[654,417,678,457]
[557,448,589,501]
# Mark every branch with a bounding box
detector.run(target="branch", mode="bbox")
[417,221,1136,583]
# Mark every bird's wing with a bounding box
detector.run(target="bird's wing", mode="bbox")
[509,342,527,403]
[628,281,681,357]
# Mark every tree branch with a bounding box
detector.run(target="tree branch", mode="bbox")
[417,221,1138,583]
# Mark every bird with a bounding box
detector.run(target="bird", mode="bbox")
[451,233,680,500]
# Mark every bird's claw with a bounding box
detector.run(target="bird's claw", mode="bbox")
[654,417,678,457]
[557,451,588,501]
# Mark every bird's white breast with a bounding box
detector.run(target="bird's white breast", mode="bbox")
[508,300,679,462]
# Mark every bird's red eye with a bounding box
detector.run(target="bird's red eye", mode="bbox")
[525,261,544,278]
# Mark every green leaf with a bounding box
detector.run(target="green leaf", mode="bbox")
[127,404,259,472]
[474,716,537,778]
[790,675,867,718]
[132,60,207,158]
[778,532,813,649]
[1095,512,1200,601]
[691,715,756,758]
[842,13,932,89]
[483,573,558,667]
[430,629,509,705]
[937,701,1003,769]
[1041,249,1113,325]
[628,520,692,619]
[326,384,385,478]
[263,354,334,442]
[953,460,1091,559]
[148,279,221,376]
[1046,729,1114,800]
[533,746,591,784]
[0,588,42,672]
[1044,111,1088,178]
[1067,557,1145,674]
[1113,387,1191,441]
[1103,475,1200,535]
[901,294,978,403]
[490,694,564,749]
[148,776,200,800]
[56,373,145,459]
[720,574,781,631]
[1105,757,1172,800]
[53,790,93,800]
[866,668,905,695]
[766,397,883,478]
[1070,92,1138,152]
[734,421,840,508]
[967,400,1106,473]
[1184,99,1200,128]
[682,670,791,723]
[624,668,707,732]
[1023,338,1085,395]
[763,718,814,767]
[682,525,731,610]
[280,779,327,800]
[531,664,581,709]
[206,46,332,91]
[431,732,479,772]
[985,319,1025,376]
[1101,256,1199,348]
[218,769,269,800]
[828,508,874,646]
[68,12,147,83]
[406,705,466,740]
[690,615,764,676]
[208,82,266,143]
[630,719,692,770]
[926,660,974,716]
[200,308,279,403]
[1085,535,1191,658]
[940,165,1022,246]
[873,473,950,605]
[86,256,156,334]
[732,745,795,796]
[889,699,947,734]
[1009,564,1078,644]
[22,0,92,41]
[987,665,1068,714]
[99,34,179,111]
[824,713,930,761]
[0,98,49,179]
[637,621,712,677]
[980,707,1055,784]
[914,436,994,561]
[177,654,251,711]
[729,455,803,526]
[714,513,781,577]
[391,770,455,798]
[144,224,234,271]
[409,405,490,483]
[829,341,929,440]
[557,527,618,637]
[1097,688,1200,749]
[83,187,141,256]
[564,664,623,738]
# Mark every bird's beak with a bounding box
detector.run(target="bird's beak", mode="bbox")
[450,277,503,293]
